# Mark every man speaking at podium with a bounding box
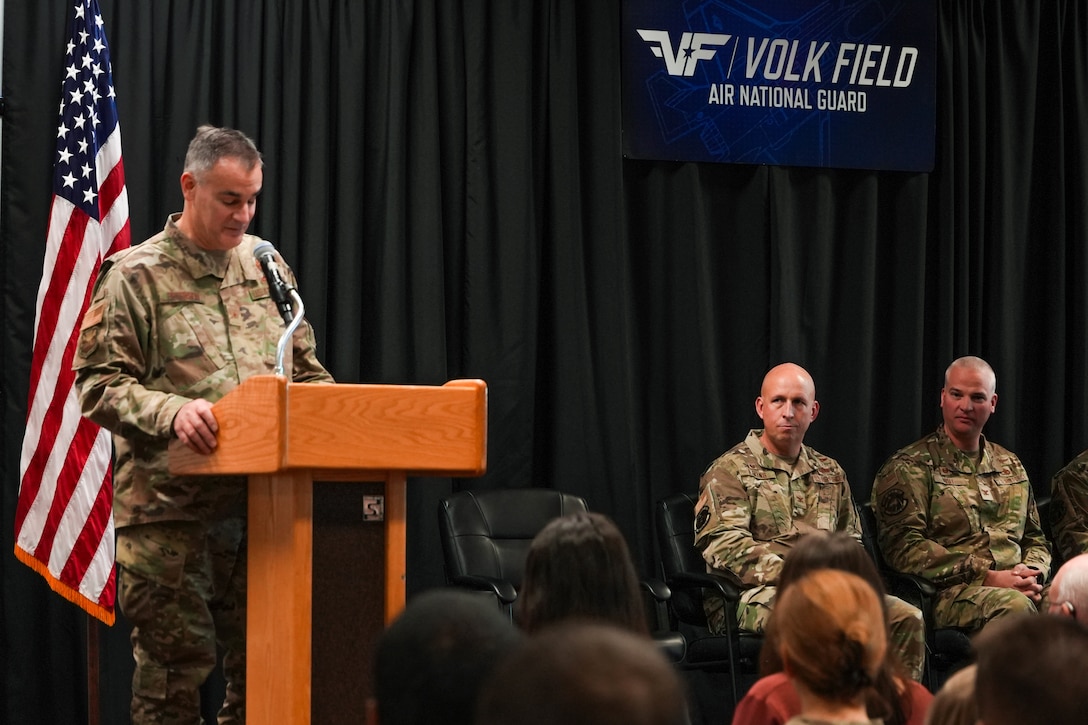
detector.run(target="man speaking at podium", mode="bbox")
[73,125,333,724]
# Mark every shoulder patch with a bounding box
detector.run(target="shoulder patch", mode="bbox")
[695,505,711,532]
[78,326,100,359]
[77,302,105,358]
[879,488,909,518]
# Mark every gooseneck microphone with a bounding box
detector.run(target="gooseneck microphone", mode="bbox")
[252,240,307,376]
[253,240,294,323]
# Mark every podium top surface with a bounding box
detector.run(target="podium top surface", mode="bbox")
[169,375,487,478]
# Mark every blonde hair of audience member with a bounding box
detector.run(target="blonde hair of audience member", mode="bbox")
[753,531,919,725]
[474,621,688,725]
[923,664,976,725]
[774,569,887,725]
[516,511,648,635]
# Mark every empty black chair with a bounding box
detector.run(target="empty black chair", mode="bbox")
[654,491,763,705]
[437,488,589,610]
[438,488,686,662]
[858,500,973,691]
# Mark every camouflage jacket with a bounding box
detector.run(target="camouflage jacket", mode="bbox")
[694,429,861,589]
[1050,448,1088,562]
[73,215,334,527]
[871,426,1051,588]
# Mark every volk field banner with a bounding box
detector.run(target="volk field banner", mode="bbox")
[622,0,936,172]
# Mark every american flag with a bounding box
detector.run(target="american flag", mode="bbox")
[13,0,130,625]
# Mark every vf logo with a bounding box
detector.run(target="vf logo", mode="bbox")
[637,30,732,77]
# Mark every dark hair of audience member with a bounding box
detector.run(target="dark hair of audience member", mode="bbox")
[973,613,1088,725]
[761,531,909,725]
[515,511,648,635]
[372,588,522,725]
[475,621,689,725]
[774,569,886,711]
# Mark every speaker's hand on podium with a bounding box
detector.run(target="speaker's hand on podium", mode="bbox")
[173,399,219,454]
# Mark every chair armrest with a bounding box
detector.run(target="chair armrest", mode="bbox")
[663,569,746,637]
[448,574,518,605]
[883,569,938,601]
[666,570,744,604]
[640,577,675,635]
[882,568,939,628]
[653,631,688,663]
[640,577,672,602]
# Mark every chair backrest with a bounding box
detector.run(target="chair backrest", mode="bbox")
[438,488,589,592]
[654,491,709,626]
[1036,495,1063,573]
[858,500,893,573]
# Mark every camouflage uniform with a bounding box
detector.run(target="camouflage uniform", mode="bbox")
[1049,448,1088,563]
[73,215,334,724]
[695,430,926,680]
[871,426,1051,631]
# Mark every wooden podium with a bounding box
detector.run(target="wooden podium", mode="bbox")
[168,375,487,724]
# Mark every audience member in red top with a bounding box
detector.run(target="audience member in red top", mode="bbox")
[772,569,887,725]
[732,531,932,725]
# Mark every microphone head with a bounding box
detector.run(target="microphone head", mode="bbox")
[253,240,277,259]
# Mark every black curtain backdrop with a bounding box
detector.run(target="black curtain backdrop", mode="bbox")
[3,1,1087,722]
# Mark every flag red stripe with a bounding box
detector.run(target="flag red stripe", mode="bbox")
[58,432,114,589]
[99,154,125,215]
[98,561,118,608]
[33,411,96,563]
[24,206,88,410]
[110,220,131,257]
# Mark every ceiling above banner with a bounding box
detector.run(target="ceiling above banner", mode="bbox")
[621,0,936,172]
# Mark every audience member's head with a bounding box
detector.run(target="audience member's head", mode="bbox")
[775,569,887,714]
[923,663,977,725]
[1047,551,1088,624]
[973,613,1088,725]
[762,530,917,725]
[370,588,522,725]
[762,530,890,677]
[776,529,888,599]
[474,621,689,725]
[516,511,648,635]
